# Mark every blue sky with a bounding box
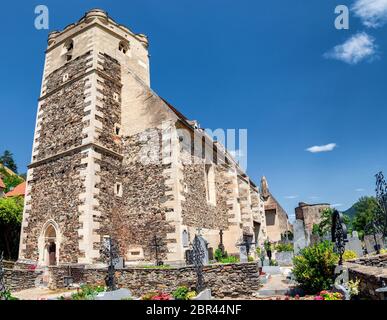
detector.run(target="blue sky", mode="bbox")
[1,0,386,220]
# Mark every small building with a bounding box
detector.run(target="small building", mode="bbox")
[295,202,330,237]
[5,181,26,198]
[260,176,292,243]
[0,177,5,198]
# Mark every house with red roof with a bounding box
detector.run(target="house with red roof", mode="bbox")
[0,177,5,197]
[5,181,26,198]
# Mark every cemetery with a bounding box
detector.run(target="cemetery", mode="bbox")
[0,172,386,301]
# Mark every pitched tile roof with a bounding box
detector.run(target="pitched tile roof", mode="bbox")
[5,181,26,197]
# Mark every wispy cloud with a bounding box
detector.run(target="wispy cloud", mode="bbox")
[309,196,320,200]
[306,143,337,153]
[324,32,377,64]
[353,0,387,28]
[331,203,343,207]
[284,195,298,199]
[355,188,365,192]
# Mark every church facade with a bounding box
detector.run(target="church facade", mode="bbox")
[18,9,289,267]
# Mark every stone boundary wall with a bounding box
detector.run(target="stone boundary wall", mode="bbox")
[48,262,260,298]
[3,269,43,292]
[346,254,387,300]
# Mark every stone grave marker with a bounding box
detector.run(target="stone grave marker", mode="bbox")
[197,236,209,265]
[293,220,307,255]
[345,231,363,257]
[364,234,384,254]
[239,245,248,263]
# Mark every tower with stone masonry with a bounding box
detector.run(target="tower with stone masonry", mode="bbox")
[19,9,279,267]
[18,9,153,266]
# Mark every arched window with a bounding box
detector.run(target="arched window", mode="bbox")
[205,164,216,205]
[118,41,129,54]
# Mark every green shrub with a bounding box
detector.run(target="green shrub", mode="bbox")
[214,248,228,262]
[172,286,196,300]
[275,243,293,252]
[0,289,18,300]
[219,256,239,264]
[292,241,339,294]
[343,250,357,261]
[269,259,278,266]
[71,285,105,300]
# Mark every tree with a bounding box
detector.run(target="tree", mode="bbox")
[352,196,379,239]
[0,196,24,260]
[312,208,351,238]
[0,150,18,173]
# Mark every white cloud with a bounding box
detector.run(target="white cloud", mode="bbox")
[353,0,387,28]
[324,32,377,64]
[331,203,343,207]
[306,143,337,153]
[284,195,298,199]
[309,196,320,200]
[355,188,365,192]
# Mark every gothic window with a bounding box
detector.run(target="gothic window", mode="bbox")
[205,164,216,205]
[182,230,189,247]
[118,41,129,54]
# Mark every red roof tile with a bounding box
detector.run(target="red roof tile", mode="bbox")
[5,181,26,197]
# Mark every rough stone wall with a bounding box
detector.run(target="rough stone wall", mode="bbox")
[347,255,387,300]
[107,129,175,261]
[35,52,91,161]
[295,203,330,236]
[21,152,87,263]
[48,262,260,298]
[3,269,43,292]
[180,150,230,230]
[95,53,122,153]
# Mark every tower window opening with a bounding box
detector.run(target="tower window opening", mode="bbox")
[118,41,129,54]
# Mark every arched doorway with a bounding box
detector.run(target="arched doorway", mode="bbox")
[44,225,57,266]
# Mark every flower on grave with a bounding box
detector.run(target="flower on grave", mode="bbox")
[151,292,172,300]
[295,294,300,300]
[314,295,324,300]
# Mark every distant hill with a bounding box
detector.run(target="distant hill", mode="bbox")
[343,205,356,219]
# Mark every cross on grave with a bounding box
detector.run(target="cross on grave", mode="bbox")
[149,235,164,266]
[218,230,225,254]
[192,235,205,293]
[236,237,256,262]
[196,227,203,236]
[100,236,119,291]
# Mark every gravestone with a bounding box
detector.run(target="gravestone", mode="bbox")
[293,220,307,255]
[364,234,384,254]
[197,236,209,265]
[275,251,294,266]
[345,231,363,257]
[239,245,248,263]
[95,288,132,300]
[113,257,125,269]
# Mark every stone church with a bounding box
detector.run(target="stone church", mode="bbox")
[18,9,290,267]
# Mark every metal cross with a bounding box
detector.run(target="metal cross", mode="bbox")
[236,236,256,257]
[100,236,119,291]
[331,210,348,265]
[192,235,205,293]
[150,235,164,266]
[218,230,225,254]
